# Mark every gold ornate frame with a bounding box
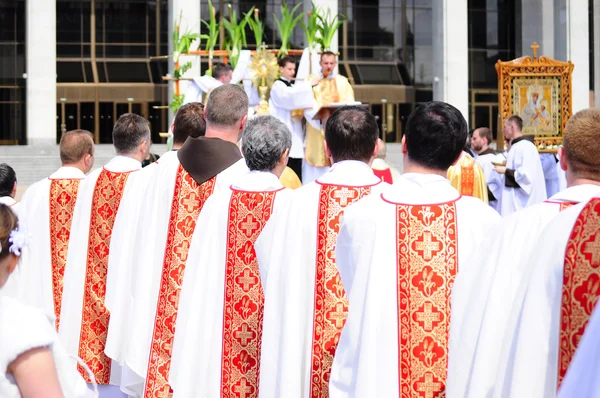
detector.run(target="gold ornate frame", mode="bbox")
[496,43,574,152]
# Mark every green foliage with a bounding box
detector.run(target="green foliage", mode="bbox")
[316,8,344,51]
[170,93,185,113]
[173,61,193,79]
[245,7,264,48]
[200,0,220,53]
[274,2,303,57]
[172,12,202,62]
[223,4,250,68]
[302,3,320,51]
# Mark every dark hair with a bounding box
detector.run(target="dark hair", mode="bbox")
[205,84,249,128]
[320,51,336,61]
[0,164,16,197]
[475,127,493,145]
[212,62,233,80]
[278,56,295,68]
[60,129,94,164]
[112,113,150,154]
[325,106,379,163]
[506,115,523,131]
[242,115,292,171]
[405,101,467,171]
[173,102,206,144]
[0,204,18,261]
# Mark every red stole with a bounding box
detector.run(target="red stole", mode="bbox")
[78,169,131,383]
[310,184,376,397]
[373,167,393,184]
[144,165,216,397]
[558,197,600,386]
[220,189,281,397]
[49,178,81,330]
[395,201,458,398]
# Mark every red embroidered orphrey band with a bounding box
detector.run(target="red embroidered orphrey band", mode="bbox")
[49,179,81,330]
[396,202,458,398]
[77,170,131,383]
[144,166,216,398]
[558,197,600,386]
[221,190,279,398]
[310,185,373,398]
[460,164,474,196]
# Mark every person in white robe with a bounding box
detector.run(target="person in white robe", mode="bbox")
[471,127,505,210]
[541,153,561,197]
[0,163,19,215]
[104,102,207,371]
[490,109,600,398]
[169,115,294,397]
[257,106,388,398]
[269,55,319,182]
[5,130,95,319]
[329,101,501,398]
[447,108,600,398]
[59,113,151,397]
[371,138,402,183]
[183,62,233,104]
[494,115,547,216]
[119,85,250,397]
[557,300,600,397]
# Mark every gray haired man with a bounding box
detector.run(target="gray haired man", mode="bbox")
[168,115,294,396]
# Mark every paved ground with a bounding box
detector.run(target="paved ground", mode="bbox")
[1,143,403,200]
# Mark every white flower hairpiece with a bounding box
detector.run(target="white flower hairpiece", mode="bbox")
[7,228,28,256]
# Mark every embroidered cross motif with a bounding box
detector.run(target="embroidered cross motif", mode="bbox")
[57,209,70,225]
[234,324,254,346]
[327,302,347,329]
[240,215,258,237]
[414,231,441,261]
[333,187,357,207]
[416,302,441,332]
[174,240,191,261]
[233,378,253,398]
[236,269,257,292]
[583,236,600,265]
[181,194,198,213]
[416,373,443,398]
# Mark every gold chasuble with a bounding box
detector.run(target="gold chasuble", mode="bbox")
[144,165,216,398]
[558,197,600,386]
[78,169,131,383]
[305,75,354,167]
[396,201,458,398]
[447,153,488,203]
[310,183,375,397]
[49,178,81,330]
[221,189,281,397]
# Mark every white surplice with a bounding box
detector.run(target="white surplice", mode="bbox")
[59,156,141,396]
[447,184,600,398]
[169,171,292,397]
[268,78,314,160]
[0,196,19,214]
[121,157,248,397]
[256,161,388,398]
[557,301,600,397]
[493,198,599,398]
[499,138,547,216]
[475,151,505,211]
[329,173,501,397]
[541,153,561,198]
[3,167,86,315]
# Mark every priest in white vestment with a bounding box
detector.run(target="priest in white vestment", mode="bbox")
[169,115,294,397]
[6,130,94,321]
[0,163,19,215]
[491,109,600,398]
[183,62,233,104]
[119,85,250,398]
[257,106,388,398]
[494,115,547,215]
[104,102,207,369]
[447,108,600,398]
[269,55,319,183]
[329,101,501,398]
[59,113,151,397]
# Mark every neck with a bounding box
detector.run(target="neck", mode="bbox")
[476,145,489,155]
[62,162,88,174]
[205,126,239,144]
[512,132,523,141]
[117,152,144,163]
[566,173,600,189]
[403,158,447,177]
[172,142,183,150]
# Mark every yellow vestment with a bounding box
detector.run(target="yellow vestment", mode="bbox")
[447,152,488,203]
[305,75,355,167]
[279,166,302,189]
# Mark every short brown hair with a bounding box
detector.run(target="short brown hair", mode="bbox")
[320,51,336,61]
[475,127,493,145]
[60,129,94,164]
[173,102,206,144]
[506,115,523,131]
[212,62,233,80]
[0,203,18,262]
[563,108,600,179]
[278,56,295,68]
[205,84,248,128]
[112,113,150,154]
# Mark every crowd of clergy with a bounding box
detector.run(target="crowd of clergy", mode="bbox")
[0,51,600,398]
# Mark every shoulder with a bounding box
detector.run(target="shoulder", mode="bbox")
[457,196,501,221]
[335,75,351,85]
[0,297,55,373]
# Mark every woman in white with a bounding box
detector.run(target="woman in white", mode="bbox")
[0,204,91,397]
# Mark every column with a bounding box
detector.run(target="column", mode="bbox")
[26,0,56,146]
[168,0,201,121]
[566,0,590,113]
[594,0,600,107]
[432,1,469,122]
[520,0,554,57]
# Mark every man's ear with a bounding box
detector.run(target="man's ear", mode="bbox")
[558,146,568,172]
[239,114,248,131]
[324,140,332,160]
[401,135,408,154]
[279,148,290,165]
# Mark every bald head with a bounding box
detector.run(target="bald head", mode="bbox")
[563,109,600,181]
[60,130,94,167]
